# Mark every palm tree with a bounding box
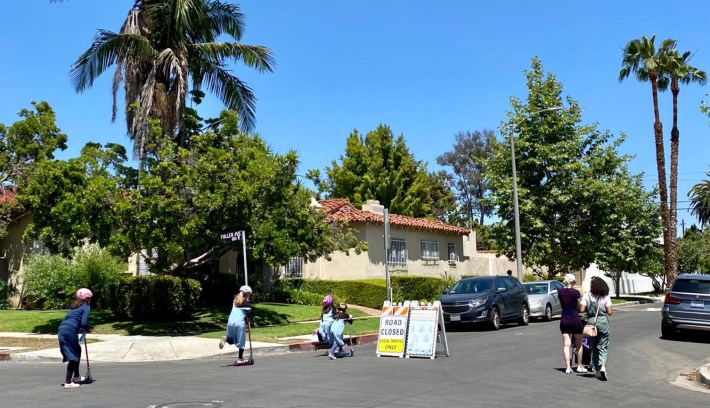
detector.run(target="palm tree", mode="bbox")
[689,175,710,227]
[619,35,676,285]
[68,0,274,164]
[662,49,707,277]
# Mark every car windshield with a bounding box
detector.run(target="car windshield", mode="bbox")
[449,279,491,294]
[524,283,548,295]
[672,279,710,294]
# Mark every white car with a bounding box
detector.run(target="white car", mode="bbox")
[523,280,564,321]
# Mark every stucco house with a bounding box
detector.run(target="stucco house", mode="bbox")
[265,198,518,282]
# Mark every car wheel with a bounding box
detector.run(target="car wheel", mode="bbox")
[661,322,676,340]
[544,304,552,322]
[518,303,529,326]
[490,307,501,330]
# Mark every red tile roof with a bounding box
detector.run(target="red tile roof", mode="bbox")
[318,198,470,235]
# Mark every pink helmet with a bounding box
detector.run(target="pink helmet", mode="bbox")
[323,294,333,307]
[76,288,93,300]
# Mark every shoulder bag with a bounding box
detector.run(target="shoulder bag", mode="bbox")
[582,295,600,338]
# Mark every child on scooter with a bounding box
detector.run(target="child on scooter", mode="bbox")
[219,285,252,365]
[313,294,335,345]
[327,303,353,360]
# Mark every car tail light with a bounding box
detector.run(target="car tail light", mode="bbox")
[664,293,683,304]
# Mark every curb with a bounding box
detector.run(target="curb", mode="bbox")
[698,365,710,389]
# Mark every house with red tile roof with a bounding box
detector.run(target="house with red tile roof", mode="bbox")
[272,198,518,281]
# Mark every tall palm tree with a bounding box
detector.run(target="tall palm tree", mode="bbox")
[619,35,676,285]
[68,0,274,163]
[689,175,710,227]
[662,49,707,277]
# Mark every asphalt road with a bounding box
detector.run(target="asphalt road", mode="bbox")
[2,303,709,408]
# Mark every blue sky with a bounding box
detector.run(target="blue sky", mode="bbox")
[1,1,709,233]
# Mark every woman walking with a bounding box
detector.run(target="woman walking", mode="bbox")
[558,274,586,374]
[219,285,252,365]
[581,276,613,381]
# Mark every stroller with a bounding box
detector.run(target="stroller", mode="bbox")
[572,335,592,369]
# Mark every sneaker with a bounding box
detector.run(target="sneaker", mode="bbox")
[565,367,573,374]
[595,370,602,379]
[64,382,80,389]
[600,365,607,381]
[576,366,588,373]
[327,352,337,360]
[234,359,247,365]
[219,336,227,350]
[72,376,85,383]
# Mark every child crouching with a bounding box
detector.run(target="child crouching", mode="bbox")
[327,303,353,360]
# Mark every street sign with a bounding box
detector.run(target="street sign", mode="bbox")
[220,230,243,242]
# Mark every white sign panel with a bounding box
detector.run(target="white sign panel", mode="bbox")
[405,307,438,358]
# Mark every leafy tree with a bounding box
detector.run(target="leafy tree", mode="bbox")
[427,170,460,224]
[618,35,677,285]
[68,0,274,161]
[325,124,435,218]
[596,170,662,297]
[436,129,497,226]
[20,111,361,275]
[0,101,68,239]
[638,245,665,293]
[689,172,710,227]
[677,225,710,273]
[487,57,636,280]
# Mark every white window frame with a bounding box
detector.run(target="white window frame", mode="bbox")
[447,243,458,263]
[285,257,304,278]
[421,240,439,261]
[388,238,407,266]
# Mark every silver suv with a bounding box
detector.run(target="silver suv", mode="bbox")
[661,273,710,339]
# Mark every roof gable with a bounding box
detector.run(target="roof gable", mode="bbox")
[319,198,470,236]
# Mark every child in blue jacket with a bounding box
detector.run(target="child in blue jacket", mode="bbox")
[219,285,252,365]
[58,288,92,388]
[314,294,335,346]
[327,303,353,360]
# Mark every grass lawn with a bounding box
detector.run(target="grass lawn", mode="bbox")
[0,302,376,342]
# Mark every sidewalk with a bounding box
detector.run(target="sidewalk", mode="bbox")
[0,331,380,363]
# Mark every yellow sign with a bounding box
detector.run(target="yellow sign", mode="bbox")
[377,337,404,353]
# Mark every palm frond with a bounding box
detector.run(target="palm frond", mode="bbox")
[191,42,274,72]
[202,63,257,132]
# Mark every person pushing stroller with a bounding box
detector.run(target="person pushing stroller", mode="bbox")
[327,303,353,360]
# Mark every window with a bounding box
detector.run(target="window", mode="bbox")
[388,238,407,266]
[421,240,439,260]
[447,243,457,262]
[285,257,304,278]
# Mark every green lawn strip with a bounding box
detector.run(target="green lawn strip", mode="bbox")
[0,303,372,336]
[201,316,381,343]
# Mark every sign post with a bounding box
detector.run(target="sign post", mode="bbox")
[220,230,248,287]
[383,209,391,302]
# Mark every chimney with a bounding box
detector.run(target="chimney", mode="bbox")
[362,199,384,215]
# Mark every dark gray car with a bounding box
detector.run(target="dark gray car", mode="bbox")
[661,273,710,339]
[439,275,529,330]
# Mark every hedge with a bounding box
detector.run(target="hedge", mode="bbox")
[107,275,202,321]
[391,276,452,303]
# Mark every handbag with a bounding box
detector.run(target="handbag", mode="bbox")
[582,296,601,338]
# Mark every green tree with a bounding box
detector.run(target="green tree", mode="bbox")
[596,170,662,297]
[487,57,634,280]
[427,170,459,224]
[618,35,677,285]
[436,129,497,226]
[0,101,68,240]
[689,173,710,226]
[677,225,710,274]
[68,0,274,161]
[325,124,435,218]
[20,111,361,274]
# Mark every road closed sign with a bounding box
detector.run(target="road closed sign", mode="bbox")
[376,302,410,358]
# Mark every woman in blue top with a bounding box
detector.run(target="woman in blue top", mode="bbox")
[58,288,92,388]
[219,285,252,365]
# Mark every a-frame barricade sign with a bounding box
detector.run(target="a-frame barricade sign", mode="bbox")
[404,301,449,359]
[376,301,410,358]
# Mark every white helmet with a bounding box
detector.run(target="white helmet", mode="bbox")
[239,285,253,294]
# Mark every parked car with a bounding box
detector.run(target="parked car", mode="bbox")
[439,275,529,330]
[661,273,710,339]
[523,280,564,321]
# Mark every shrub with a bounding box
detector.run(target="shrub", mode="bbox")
[391,276,452,303]
[21,245,127,309]
[0,280,14,309]
[287,288,323,305]
[107,275,202,321]
[287,279,387,309]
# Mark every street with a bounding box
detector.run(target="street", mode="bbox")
[2,303,709,408]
